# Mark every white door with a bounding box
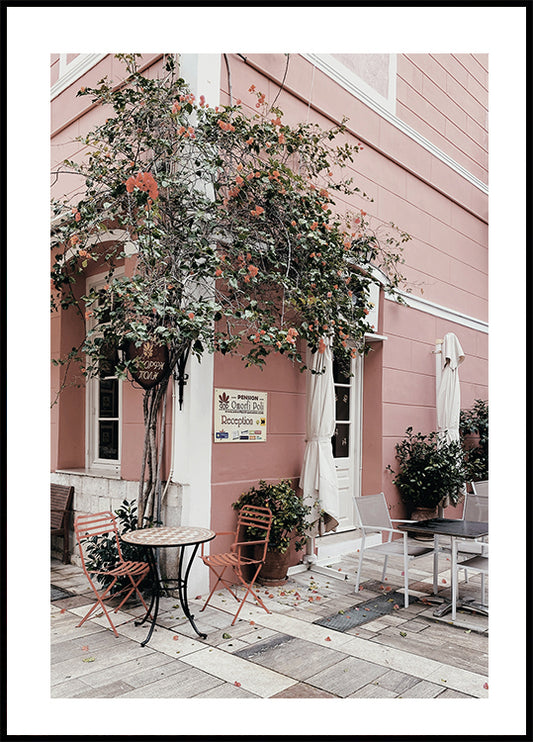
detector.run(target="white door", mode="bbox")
[331,354,363,530]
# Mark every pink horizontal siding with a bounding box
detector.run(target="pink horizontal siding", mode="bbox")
[397,54,488,184]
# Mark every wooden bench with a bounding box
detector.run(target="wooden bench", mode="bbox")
[51,483,74,564]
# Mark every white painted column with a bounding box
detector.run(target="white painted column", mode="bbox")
[169,54,221,595]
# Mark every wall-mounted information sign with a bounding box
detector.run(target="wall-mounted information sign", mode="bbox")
[214,388,267,442]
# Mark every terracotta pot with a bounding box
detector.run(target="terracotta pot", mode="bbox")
[257,548,291,586]
[462,432,481,451]
[411,507,438,521]
[410,507,437,540]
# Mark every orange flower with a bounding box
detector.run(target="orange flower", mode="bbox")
[247,264,259,277]
[70,234,80,246]
[188,312,195,319]
[246,137,254,145]
[250,205,264,217]
[248,84,256,93]
[278,133,285,144]
[75,211,81,222]
[235,175,244,185]
[310,222,318,231]
[215,267,223,277]
[318,338,326,354]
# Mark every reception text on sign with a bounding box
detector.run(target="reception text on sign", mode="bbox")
[214,389,267,442]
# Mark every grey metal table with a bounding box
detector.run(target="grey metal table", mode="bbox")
[397,518,488,620]
[122,525,215,646]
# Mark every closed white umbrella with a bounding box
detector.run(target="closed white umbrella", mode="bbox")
[299,336,339,535]
[436,332,465,444]
[436,332,465,512]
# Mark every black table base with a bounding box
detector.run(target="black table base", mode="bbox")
[135,543,205,647]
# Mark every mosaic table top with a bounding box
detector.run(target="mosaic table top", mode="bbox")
[121,525,215,547]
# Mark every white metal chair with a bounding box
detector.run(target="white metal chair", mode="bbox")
[458,491,488,586]
[353,493,434,607]
[455,552,488,609]
[471,480,488,497]
[436,491,488,587]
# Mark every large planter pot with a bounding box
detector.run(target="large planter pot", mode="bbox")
[462,432,480,451]
[410,506,438,540]
[256,548,291,586]
[411,506,438,521]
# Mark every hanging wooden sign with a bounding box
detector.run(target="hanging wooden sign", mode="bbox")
[126,340,170,389]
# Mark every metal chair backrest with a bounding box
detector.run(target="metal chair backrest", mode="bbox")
[471,480,488,497]
[354,493,392,532]
[233,505,273,562]
[74,511,125,563]
[464,493,488,523]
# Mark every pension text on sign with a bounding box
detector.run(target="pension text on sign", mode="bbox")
[214,389,267,442]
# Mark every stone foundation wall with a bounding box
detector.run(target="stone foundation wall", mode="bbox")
[51,472,183,580]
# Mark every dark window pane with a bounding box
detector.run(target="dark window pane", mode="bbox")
[335,388,350,421]
[99,420,119,459]
[333,357,351,385]
[99,378,118,418]
[331,423,350,458]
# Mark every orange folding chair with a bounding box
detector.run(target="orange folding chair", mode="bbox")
[74,512,150,637]
[199,505,273,625]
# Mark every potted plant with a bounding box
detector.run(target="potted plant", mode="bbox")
[387,427,468,519]
[460,399,489,484]
[232,479,312,585]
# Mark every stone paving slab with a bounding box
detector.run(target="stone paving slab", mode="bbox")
[118,664,225,698]
[179,645,297,697]
[305,655,387,697]
[399,679,448,698]
[271,682,337,698]
[348,682,397,698]
[234,634,348,682]
[372,626,488,675]
[74,651,184,690]
[367,668,421,695]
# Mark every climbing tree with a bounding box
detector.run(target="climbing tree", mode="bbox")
[51,53,410,524]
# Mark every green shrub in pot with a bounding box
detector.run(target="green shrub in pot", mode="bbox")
[232,479,312,553]
[387,427,468,516]
[460,399,489,482]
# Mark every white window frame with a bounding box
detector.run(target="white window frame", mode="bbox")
[51,53,106,100]
[303,53,397,115]
[85,271,123,474]
[331,353,364,532]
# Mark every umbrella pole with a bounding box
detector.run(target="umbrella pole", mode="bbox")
[435,339,444,517]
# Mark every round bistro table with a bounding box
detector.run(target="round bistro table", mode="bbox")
[121,525,215,647]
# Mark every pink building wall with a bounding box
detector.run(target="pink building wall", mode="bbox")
[211,54,488,531]
[50,52,488,562]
